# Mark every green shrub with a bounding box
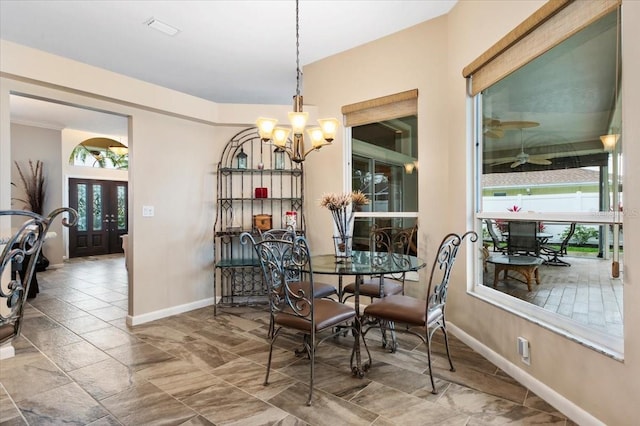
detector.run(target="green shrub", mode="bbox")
[562,225,598,246]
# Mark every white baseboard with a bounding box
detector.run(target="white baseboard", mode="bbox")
[448,322,605,426]
[126,297,216,327]
[0,343,15,360]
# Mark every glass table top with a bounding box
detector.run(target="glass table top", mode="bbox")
[311,250,426,276]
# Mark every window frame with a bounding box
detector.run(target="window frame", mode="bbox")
[466,3,624,359]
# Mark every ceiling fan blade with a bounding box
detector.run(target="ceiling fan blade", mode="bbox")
[510,160,523,168]
[484,118,501,127]
[484,128,504,139]
[528,157,552,165]
[490,158,516,166]
[499,121,540,130]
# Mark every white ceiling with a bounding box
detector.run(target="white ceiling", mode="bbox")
[1,0,456,137]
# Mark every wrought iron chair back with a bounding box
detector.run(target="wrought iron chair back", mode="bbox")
[1,208,77,348]
[370,224,417,276]
[342,223,417,302]
[426,231,476,317]
[241,232,357,405]
[259,227,296,241]
[370,224,417,256]
[254,235,314,318]
[362,231,477,394]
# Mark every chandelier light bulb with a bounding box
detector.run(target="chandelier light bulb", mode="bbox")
[288,111,309,135]
[318,118,339,142]
[257,117,278,141]
[306,127,324,148]
[273,127,291,148]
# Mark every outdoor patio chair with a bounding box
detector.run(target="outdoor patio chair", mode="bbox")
[242,233,356,405]
[541,222,576,266]
[485,219,508,253]
[507,221,540,257]
[362,231,477,394]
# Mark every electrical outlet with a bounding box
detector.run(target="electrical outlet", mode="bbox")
[142,206,154,217]
[517,337,530,365]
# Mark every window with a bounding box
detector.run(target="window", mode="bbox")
[342,91,418,253]
[466,2,623,356]
[69,137,129,170]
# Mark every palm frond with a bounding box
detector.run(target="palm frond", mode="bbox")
[13,160,46,214]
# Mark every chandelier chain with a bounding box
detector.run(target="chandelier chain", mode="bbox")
[254,0,338,163]
[295,0,300,97]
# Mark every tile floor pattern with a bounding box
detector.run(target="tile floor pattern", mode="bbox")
[483,254,623,338]
[0,255,579,425]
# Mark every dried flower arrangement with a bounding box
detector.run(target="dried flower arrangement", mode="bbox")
[319,190,369,210]
[320,191,369,257]
[13,160,46,215]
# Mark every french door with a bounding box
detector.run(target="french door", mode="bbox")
[69,178,128,257]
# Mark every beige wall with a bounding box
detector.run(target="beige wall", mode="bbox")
[304,1,639,424]
[10,123,64,265]
[0,41,293,323]
[1,1,638,422]
[303,15,451,287]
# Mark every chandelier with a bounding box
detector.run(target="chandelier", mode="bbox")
[256,0,339,163]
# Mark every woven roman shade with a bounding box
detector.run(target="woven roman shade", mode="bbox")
[342,89,418,127]
[463,0,621,96]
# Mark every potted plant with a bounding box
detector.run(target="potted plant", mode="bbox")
[13,159,45,214]
[12,159,49,271]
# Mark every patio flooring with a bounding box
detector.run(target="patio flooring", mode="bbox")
[482,253,624,338]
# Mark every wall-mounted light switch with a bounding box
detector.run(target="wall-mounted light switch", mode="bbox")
[517,337,530,365]
[142,206,154,217]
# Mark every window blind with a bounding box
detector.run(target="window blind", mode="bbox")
[463,0,621,96]
[342,89,418,127]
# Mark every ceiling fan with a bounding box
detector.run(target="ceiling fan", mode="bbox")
[483,118,540,139]
[492,129,553,168]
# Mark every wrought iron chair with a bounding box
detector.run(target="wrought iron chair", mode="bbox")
[362,231,477,394]
[255,229,337,297]
[1,208,77,352]
[341,224,417,303]
[242,233,357,405]
[541,222,576,266]
[485,219,508,253]
[507,221,540,257]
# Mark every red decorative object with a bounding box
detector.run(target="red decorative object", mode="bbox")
[254,187,268,198]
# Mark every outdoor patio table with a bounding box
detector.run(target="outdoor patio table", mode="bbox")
[487,254,543,291]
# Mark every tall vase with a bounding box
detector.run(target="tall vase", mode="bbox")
[332,206,354,261]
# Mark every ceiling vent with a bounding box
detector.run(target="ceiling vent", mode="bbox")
[145,18,180,36]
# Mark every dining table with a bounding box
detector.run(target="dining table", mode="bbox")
[310,250,426,377]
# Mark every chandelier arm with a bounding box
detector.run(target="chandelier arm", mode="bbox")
[301,144,328,159]
[255,0,337,163]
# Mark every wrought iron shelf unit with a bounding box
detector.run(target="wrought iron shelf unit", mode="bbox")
[213,127,305,314]
[216,197,303,202]
[220,167,303,176]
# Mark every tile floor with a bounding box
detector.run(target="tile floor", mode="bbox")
[1,254,578,425]
[483,254,624,338]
